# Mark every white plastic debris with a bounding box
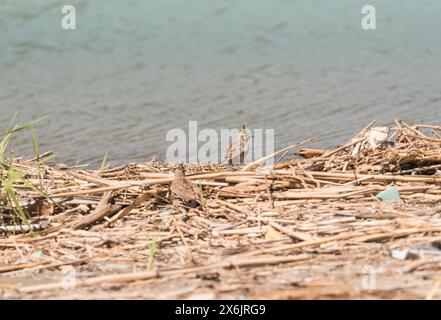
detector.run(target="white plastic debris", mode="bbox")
[366,126,389,149]
[352,126,389,156]
[31,250,44,259]
[391,241,441,261]
[391,249,409,260]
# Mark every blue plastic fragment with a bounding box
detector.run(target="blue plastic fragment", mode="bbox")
[376,186,401,201]
[159,210,171,217]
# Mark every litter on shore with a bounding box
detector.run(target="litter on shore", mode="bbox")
[1,119,441,299]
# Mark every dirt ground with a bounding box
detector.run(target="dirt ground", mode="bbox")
[2,199,441,299]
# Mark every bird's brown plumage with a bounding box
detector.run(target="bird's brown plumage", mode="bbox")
[170,164,200,207]
[224,125,249,165]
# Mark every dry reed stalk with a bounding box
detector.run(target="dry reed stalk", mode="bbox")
[17,254,310,293]
[3,119,441,299]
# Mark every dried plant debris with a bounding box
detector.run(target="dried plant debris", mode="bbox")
[1,119,441,299]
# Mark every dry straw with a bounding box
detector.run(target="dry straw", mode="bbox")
[1,119,441,299]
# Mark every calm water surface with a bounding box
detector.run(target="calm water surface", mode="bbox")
[1,0,441,165]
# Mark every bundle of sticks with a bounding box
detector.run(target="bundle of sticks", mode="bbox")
[1,119,441,234]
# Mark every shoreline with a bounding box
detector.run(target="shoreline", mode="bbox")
[1,120,441,299]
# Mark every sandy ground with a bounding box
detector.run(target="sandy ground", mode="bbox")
[2,199,441,300]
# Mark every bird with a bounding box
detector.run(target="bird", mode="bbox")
[170,164,200,208]
[224,125,250,165]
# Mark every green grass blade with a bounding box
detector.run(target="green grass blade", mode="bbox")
[31,127,39,161]
[147,240,159,270]
[100,151,108,171]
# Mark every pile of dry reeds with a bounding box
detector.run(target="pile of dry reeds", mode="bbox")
[1,119,441,299]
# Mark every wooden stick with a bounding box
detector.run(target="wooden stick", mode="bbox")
[17,254,310,293]
[104,188,166,226]
[269,221,315,241]
[242,138,313,171]
[71,192,120,230]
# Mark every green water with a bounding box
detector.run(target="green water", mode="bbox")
[1,0,440,164]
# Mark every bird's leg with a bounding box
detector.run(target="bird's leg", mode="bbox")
[172,200,188,215]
